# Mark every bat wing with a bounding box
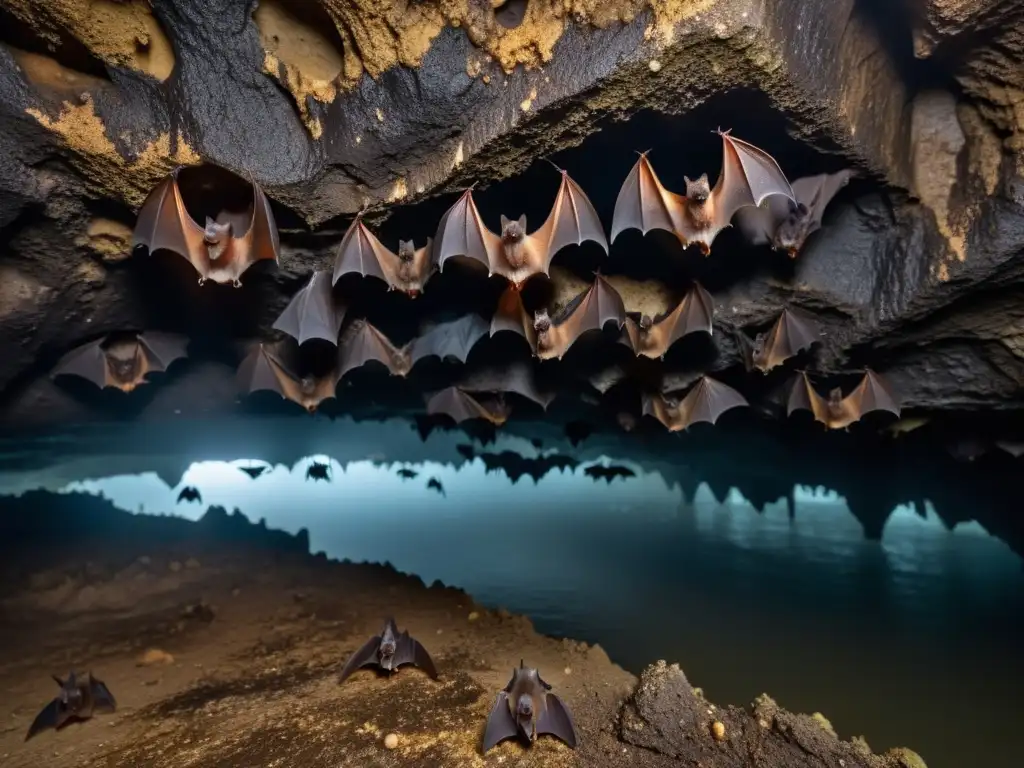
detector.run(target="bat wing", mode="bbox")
[490,284,537,347]
[538,693,578,748]
[89,678,117,713]
[338,321,410,378]
[786,372,830,425]
[273,271,346,346]
[733,194,791,245]
[678,376,748,428]
[51,339,109,388]
[761,308,820,371]
[426,387,488,424]
[132,174,210,274]
[554,275,627,359]
[25,699,60,740]
[528,170,609,270]
[843,370,901,422]
[136,332,189,373]
[610,153,686,243]
[794,169,857,235]
[642,393,683,431]
[462,362,554,410]
[735,332,757,372]
[235,175,282,271]
[434,189,504,274]
[643,283,714,359]
[710,131,795,230]
[395,633,439,679]
[332,217,391,285]
[338,634,382,684]
[236,344,300,402]
[409,314,488,367]
[482,692,519,753]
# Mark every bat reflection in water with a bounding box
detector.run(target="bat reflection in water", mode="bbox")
[407,314,489,368]
[177,486,202,504]
[477,451,578,484]
[236,343,341,414]
[238,463,269,479]
[583,464,636,483]
[338,618,439,685]
[132,167,280,286]
[272,271,347,346]
[51,332,189,393]
[26,671,116,740]
[643,376,749,432]
[426,477,445,496]
[535,274,627,361]
[620,282,714,360]
[396,468,418,480]
[787,370,901,430]
[306,461,331,481]
[482,662,578,753]
[610,129,795,255]
[332,213,436,297]
[434,165,608,290]
[737,307,821,373]
[427,386,510,426]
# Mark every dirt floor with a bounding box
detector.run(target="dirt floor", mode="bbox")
[0,493,928,768]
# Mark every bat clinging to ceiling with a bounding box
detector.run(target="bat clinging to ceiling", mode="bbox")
[459,361,555,410]
[332,213,435,297]
[408,314,489,368]
[272,271,347,346]
[237,343,341,414]
[787,370,901,430]
[132,168,280,286]
[620,282,714,359]
[337,320,412,379]
[734,169,857,257]
[177,486,202,504]
[738,307,821,373]
[434,167,608,290]
[52,332,189,393]
[338,618,438,685]
[583,464,636,483]
[427,386,510,426]
[535,274,627,361]
[610,129,795,255]
[643,376,749,431]
[482,662,578,753]
[26,671,116,741]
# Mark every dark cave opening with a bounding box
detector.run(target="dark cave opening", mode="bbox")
[494,0,529,30]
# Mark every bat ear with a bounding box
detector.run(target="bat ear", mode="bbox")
[683,175,691,184]
[500,214,511,229]
[517,214,527,230]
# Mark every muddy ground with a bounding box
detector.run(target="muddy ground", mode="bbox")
[0,493,928,768]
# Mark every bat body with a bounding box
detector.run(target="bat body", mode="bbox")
[338,618,438,684]
[427,386,510,426]
[273,271,346,346]
[620,283,714,359]
[734,169,856,257]
[787,370,901,430]
[426,477,445,496]
[177,486,202,504]
[237,343,340,413]
[26,671,116,740]
[583,464,636,483]
[408,314,489,368]
[738,308,820,373]
[306,461,331,481]
[490,284,538,351]
[337,320,412,379]
[397,468,418,480]
[643,376,749,431]
[459,361,555,410]
[610,129,795,255]
[434,168,608,289]
[536,275,627,361]
[333,214,435,297]
[52,332,188,393]
[133,168,280,286]
[482,662,578,753]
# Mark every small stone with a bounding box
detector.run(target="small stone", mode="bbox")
[383,733,399,749]
[468,611,479,622]
[168,561,182,573]
[137,648,174,666]
[563,667,571,675]
[436,629,443,635]
[184,558,200,570]
[648,59,662,72]
[711,721,726,741]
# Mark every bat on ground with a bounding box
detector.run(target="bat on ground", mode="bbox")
[434,166,608,290]
[332,213,435,296]
[427,386,511,426]
[737,307,821,373]
[338,618,439,685]
[426,477,446,496]
[490,283,538,351]
[26,671,117,741]
[482,661,578,753]
[132,167,280,286]
[620,283,714,359]
[337,320,412,379]
[306,461,331,481]
[610,129,795,255]
[787,369,901,430]
[177,486,202,504]
[407,314,489,368]
[272,271,347,346]
[734,169,857,257]
[535,274,627,361]
[643,376,749,431]
[584,464,636,483]
[397,468,419,479]
[236,343,341,413]
[51,332,189,393]
[459,361,555,410]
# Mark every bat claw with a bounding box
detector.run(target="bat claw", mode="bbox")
[232,279,243,288]
[197,277,207,286]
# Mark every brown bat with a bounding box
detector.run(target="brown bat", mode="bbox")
[483,662,578,753]
[236,343,340,413]
[459,361,555,410]
[610,129,795,255]
[407,314,489,368]
[434,166,608,290]
[738,307,821,373]
[734,170,857,257]
[490,283,538,350]
[642,376,749,431]
[427,386,510,426]
[787,370,901,430]
[620,282,714,359]
[132,167,280,286]
[535,274,627,361]
[338,618,439,684]
[26,671,116,740]
[51,332,189,393]
[337,320,412,379]
[332,213,435,296]
[272,270,347,346]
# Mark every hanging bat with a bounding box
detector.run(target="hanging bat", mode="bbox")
[396,468,418,479]
[459,361,555,410]
[408,314,489,368]
[236,343,341,413]
[787,369,901,430]
[332,213,435,296]
[51,332,189,393]
[490,283,538,350]
[620,283,714,359]
[643,376,749,431]
[434,166,608,290]
[427,386,510,426]
[610,129,795,255]
[337,320,412,379]
[132,167,280,286]
[535,274,627,361]
[177,486,202,504]
[426,477,446,496]
[482,662,578,753]
[583,464,636,483]
[734,169,857,257]
[26,671,117,741]
[272,271,347,346]
[737,307,821,373]
[338,618,439,685]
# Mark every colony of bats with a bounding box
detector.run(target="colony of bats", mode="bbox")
[48,128,907,436]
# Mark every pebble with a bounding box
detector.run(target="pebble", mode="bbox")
[648,59,662,72]
[467,611,479,622]
[383,733,398,749]
[711,721,726,741]
[137,648,174,667]
[564,667,572,675]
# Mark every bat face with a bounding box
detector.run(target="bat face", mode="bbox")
[378,623,399,670]
[684,174,710,203]
[104,339,147,391]
[774,201,811,256]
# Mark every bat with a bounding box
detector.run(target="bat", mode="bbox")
[306,461,331,481]
[737,307,821,373]
[583,464,636,483]
[426,477,446,496]
[132,167,280,286]
[477,451,578,484]
[459,361,555,410]
[786,370,901,430]
[482,661,578,753]
[535,274,627,361]
[332,213,435,296]
[994,440,1024,458]
[610,129,795,255]
[338,618,439,685]
[177,486,202,504]
[238,464,269,479]
[434,166,608,290]
[272,270,347,346]
[734,169,857,257]
[642,376,749,431]
[26,671,117,740]
[426,386,511,426]
[490,283,538,351]
[236,343,341,413]
[337,320,412,379]
[882,417,930,438]
[565,420,591,447]
[620,283,714,359]
[51,332,189,393]
[407,314,489,368]
[396,468,418,479]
